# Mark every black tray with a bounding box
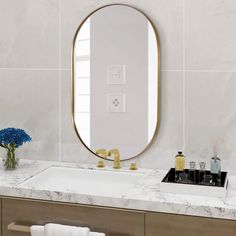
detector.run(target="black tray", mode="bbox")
[161,168,228,188]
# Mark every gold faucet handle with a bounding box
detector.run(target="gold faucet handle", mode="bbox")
[96,149,107,168]
[95,149,107,158]
[97,160,105,168]
[129,163,138,170]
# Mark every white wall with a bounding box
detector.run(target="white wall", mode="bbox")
[1,0,236,173]
[90,5,149,159]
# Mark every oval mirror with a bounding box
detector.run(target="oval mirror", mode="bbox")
[72,4,160,161]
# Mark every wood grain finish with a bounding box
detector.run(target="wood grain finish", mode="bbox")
[146,212,236,236]
[2,197,236,236]
[2,197,144,236]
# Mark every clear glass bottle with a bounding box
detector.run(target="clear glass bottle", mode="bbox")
[199,162,206,184]
[203,174,212,185]
[189,161,196,184]
[175,151,185,182]
[210,157,221,185]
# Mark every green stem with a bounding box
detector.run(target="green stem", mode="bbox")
[4,148,18,170]
[1,143,18,170]
[0,143,7,149]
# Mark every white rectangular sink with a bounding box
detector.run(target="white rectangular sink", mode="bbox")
[20,166,144,197]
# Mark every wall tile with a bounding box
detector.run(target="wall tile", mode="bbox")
[61,0,183,70]
[1,0,236,173]
[0,69,59,161]
[0,0,59,68]
[185,71,236,172]
[185,0,236,71]
[60,70,97,163]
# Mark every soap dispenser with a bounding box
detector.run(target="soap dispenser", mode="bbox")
[175,151,185,182]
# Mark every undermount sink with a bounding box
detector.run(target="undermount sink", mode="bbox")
[20,166,144,197]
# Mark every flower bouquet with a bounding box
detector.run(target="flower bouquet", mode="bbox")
[0,128,32,170]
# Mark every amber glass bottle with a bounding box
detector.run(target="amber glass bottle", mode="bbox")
[175,151,185,182]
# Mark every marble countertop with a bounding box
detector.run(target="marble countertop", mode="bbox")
[0,159,236,220]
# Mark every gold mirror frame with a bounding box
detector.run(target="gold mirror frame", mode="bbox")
[71,4,161,161]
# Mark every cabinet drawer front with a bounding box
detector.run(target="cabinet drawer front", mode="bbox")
[2,197,144,236]
[146,212,236,236]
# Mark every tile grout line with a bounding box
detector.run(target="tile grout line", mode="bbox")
[58,0,62,162]
[182,0,186,153]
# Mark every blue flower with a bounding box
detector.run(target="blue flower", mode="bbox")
[0,128,32,148]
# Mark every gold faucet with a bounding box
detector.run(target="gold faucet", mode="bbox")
[96,149,107,168]
[108,148,121,169]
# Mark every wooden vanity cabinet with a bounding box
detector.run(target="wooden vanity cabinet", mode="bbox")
[1,197,236,236]
[145,212,236,236]
[2,197,145,236]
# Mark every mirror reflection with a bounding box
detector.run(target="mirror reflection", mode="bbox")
[73,5,159,160]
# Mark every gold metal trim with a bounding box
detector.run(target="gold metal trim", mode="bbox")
[71,4,161,161]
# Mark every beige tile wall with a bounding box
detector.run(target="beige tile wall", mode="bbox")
[0,70,59,161]
[0,0,236,172]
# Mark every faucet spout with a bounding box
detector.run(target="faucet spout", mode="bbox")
[108,148,121,169]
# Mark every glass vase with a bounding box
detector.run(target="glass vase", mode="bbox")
[3,149,19,170]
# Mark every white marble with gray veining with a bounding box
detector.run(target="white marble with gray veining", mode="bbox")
[0,159,236,220]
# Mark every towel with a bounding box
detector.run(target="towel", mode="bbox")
[44,223,90,236]
[31,225,44,236]
[89,232,106,236]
